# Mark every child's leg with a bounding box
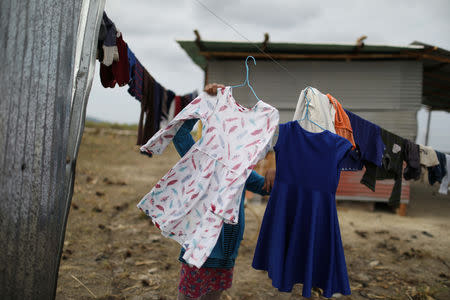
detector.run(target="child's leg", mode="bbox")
[200,290,223,300]
[177,291,199,300]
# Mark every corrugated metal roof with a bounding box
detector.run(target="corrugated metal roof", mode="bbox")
[177,40,424,70]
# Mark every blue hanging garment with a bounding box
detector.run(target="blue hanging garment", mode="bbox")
[252,121,352,298]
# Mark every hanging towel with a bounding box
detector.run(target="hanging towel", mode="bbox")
[419,145,439,167]
[326,94,356,149]
[138,87,279,268]
[292,87,336,134]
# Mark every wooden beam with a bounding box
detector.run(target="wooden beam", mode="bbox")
[199,49,450,63]
[199,51,421,60]
[355,35,367,49]
[262,33,269,51]
[425,108,432,146]
[194,29,205,51]
[421,53,450,63]
[397,203,408,216]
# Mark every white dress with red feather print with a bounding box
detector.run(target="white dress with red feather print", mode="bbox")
[138,87,279,268]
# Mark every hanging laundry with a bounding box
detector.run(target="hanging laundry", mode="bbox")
[439,154,450,195]
[403,139,421,180]
[160,90,176,128]
[138,87,279,268]
[361,129,405,206]
[419,145,439,167]
[100,12,119,66]
[137,70,155,145]
[340,110,385,171]
[292,87,336,134]
[96,12,198,147]
[128,57,144,101]
[174,96,182,116]
[127,47,136,85]
[96,16,107,62]
[152,82,163,134]
[181,93,194,109]
[428,151,447,185]
[100,34,130,88]
[252,121,352,298]
[327,94,356,148]
[168,94,176,122]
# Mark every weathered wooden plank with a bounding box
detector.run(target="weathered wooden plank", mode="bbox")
[0,0,104,298]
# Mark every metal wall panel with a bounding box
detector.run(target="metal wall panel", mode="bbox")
[207,59,422,139]
[0,0,104,298]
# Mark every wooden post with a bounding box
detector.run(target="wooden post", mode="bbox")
[425,107,432,145]
[0,0,105,298]
[397,203,408,216]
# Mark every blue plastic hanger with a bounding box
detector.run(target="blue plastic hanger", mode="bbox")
[231,56,262,103]
[297,86,327,131]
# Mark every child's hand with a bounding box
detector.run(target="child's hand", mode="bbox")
[204,83,225,96]
[262,168,276,193]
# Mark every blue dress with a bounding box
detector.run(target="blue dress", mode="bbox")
[252,121,352,298]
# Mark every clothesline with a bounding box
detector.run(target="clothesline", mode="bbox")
[189,0,449,196]
[95,12,449,200]
[96,12,198,146]
[92,7,448,299]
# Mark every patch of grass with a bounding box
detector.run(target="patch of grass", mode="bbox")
[85,121,138,131]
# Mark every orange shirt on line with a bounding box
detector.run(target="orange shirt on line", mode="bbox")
[326,94,356,149]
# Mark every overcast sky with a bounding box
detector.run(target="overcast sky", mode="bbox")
[87,0,450,151]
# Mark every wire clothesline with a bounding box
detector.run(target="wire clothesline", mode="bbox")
[192,0,300,82]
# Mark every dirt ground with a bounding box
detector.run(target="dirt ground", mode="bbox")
[56,126,450,300]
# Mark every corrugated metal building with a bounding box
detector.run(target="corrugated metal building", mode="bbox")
[177,38,450,208]
[0,0,105,298]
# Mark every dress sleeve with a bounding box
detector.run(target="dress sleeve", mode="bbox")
[336,135,353,167]
[140,92,217,155]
